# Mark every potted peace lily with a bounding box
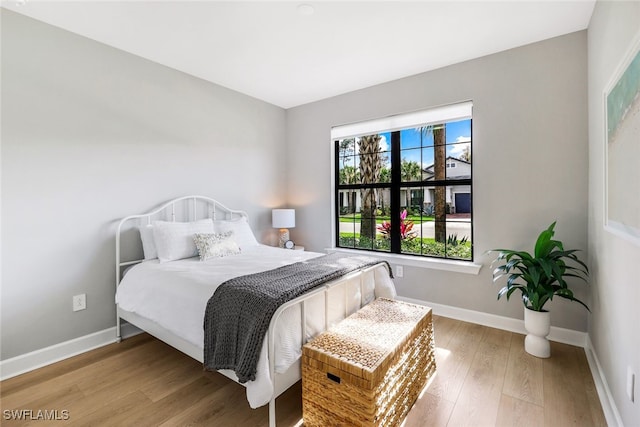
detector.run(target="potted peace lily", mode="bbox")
[490,221,589,358]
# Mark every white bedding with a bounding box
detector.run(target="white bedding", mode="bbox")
[116,245,396,408]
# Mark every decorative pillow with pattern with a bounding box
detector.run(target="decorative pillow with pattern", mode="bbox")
[193,231,241,261]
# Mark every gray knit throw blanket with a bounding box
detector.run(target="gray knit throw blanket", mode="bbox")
[203,253,392,383]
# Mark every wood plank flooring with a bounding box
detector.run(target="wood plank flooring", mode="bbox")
[0,316,606,426]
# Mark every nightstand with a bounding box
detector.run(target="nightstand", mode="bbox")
[294,246,305,251]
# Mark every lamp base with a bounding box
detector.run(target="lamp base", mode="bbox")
[278,229,290,248]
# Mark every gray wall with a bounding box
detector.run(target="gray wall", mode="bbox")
[1,8,597,366]
[1,10,287,360]
[587,2,640,425]
[286,31,590,331]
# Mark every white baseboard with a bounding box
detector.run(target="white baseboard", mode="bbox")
[398,296,623,426]
[0,323,142,381]
[396,296,587,347]
[585,335,624,427]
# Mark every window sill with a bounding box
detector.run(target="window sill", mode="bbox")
[325,247,483,275]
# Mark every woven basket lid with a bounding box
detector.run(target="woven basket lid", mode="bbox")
[304,298,430,382]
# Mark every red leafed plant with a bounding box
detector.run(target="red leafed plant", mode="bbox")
[377,209,417,240]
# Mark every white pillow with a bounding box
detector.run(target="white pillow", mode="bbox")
[214,217,259,248]
[152,219,214,263]
[139,225,157,260]
[193,231,241,260]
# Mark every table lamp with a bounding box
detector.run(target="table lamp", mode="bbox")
[272,209,295,248]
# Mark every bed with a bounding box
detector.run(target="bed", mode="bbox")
[115,195,396,427]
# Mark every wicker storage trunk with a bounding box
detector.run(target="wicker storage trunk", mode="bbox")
[302,298,435,427]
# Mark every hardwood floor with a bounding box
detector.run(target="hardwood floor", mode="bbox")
[0,316,606,426]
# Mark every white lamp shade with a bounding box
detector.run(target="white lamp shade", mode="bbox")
[272,209,295,228]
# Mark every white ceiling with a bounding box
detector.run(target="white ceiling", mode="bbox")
[2,1,596,109]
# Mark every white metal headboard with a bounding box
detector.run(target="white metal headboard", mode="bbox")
[115,195,248,286]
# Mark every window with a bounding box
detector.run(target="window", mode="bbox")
[333,102,472,261]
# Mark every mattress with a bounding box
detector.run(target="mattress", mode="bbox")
[115,245,396,407]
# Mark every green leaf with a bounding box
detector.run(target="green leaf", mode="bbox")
[506,286,520,299]
[556,291,591,312]
[534,222,555,258]
[529,292,540,310]
[490,220,589,312]
[556,288,574,298]
[537,258,553,278]
[563,272,589,282]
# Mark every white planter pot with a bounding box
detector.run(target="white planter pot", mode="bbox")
[524,307,551,358]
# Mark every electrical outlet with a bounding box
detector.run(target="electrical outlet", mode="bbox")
[73,294,86,312]
[627,366,635,402]
[396,265,404,278]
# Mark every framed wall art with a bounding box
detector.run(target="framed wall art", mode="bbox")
[604,32,640,246]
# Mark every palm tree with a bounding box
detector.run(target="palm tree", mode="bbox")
[378,166,391,215]
[339,165,359,214]
[338,139,358,214]
[433,125,446,243]
[339,138,355,165]
[358,135,382,240]
[401,159,422,208]
[418,125,447,243]
[339,165,359,185]
[379,166,391,183]
[401,159,422,181]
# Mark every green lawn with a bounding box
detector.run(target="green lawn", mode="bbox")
[339,214,434,223]
[338,232,472,260]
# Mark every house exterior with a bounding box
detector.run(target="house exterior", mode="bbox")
[422,156,471,214]
[338,156,471,215]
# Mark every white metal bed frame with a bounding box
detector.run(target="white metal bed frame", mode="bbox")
[115,195,388,427]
